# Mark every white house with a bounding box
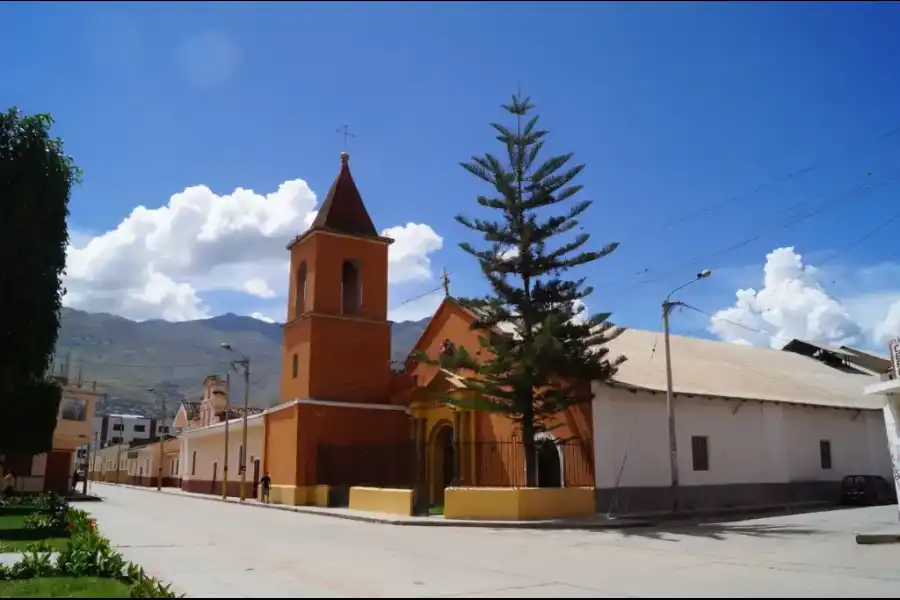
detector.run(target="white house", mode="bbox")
[863,340,900,518]
[593,330,892,513]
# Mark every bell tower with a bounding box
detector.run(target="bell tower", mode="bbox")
[281,152,394,404]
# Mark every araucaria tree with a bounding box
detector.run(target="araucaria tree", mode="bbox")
[441,94,626,487]
[0,108,79,460]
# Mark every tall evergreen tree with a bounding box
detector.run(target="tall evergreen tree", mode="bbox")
[431,94,626,486]
[0,108,79,459]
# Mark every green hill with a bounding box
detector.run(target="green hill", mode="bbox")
[54,308,430,417]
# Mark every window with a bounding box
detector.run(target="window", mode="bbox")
[292,353,298,378]
[111,437,122,445]
[159,426,169,433]
[112,423,124,432]
[191,451,197,475]
[133,424,146,433]
[691,436,709,471]
[820,440,832,470]
[296,262,308,315]
[341,260,361,315]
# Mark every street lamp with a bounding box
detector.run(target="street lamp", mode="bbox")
[662,269,712,512]
[147,387,168,492]
[222,369,233,500]
[115,414,125,484]
[221,343,250,501]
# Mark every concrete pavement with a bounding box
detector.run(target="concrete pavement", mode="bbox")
[87,483,900,598]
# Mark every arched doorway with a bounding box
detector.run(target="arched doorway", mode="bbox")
[536,438,563,488]
[428,424,455,506]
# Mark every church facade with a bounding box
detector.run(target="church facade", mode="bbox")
[88,153,895,520]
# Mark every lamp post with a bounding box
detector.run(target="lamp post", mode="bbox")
[662,269,712,512]
[222,370,232,500]
[115,415,124,484]
[147,387,168,491]
[221,343,250,501]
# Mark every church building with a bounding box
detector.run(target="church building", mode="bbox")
[261,151,590,508]
[93,151,893,521]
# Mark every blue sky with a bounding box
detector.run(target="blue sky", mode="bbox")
[4,2,900,349]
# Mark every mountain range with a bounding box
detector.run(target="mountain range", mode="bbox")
[54,308,430,417]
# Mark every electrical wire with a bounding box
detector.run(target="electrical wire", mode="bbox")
[617,169,900,292]
[644,124,900,236]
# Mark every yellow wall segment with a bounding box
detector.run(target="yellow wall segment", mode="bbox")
[349,486,414,516]
[268,484,331,506]
[444,487,596,521]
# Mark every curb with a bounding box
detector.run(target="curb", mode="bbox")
[856,532,900,545]
[92,483,656,530]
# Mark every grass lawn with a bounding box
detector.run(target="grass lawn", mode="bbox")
[0,576,130,598]
[428,504,444,516]
[0,514,68,552]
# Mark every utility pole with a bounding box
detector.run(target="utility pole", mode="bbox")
[441,268,450,297]
[157,394,166,491]
[221,343,251,502]
[240,361,250,502]
[662,269,712,513]
[222,371,231,500]
[115,415,124,484]
[662,299,681,512]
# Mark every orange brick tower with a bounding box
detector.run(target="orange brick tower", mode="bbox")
[281,151,394,405]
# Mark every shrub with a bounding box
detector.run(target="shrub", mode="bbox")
[0,509,181,597]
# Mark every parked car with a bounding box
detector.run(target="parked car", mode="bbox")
[840,475,897,506]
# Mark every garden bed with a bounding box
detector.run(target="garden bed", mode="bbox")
[0,575,130,597]
[0,493,180,598]
[0,513,69,552]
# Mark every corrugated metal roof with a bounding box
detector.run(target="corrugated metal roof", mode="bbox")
[603,329,884,410]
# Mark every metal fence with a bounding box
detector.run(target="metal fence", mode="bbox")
[315,437,594,490]
[461,439,594,488]
[316,442,416,488]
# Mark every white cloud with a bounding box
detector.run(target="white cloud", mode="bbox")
[65,178,443,321]
[710,247,900,350]
[241,278,276,299]
[250,312,275,324]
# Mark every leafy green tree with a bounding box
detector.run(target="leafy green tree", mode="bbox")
[0,108,79,459]
[427,93,626,486]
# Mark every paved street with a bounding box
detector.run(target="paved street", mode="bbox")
[86,483,900,598]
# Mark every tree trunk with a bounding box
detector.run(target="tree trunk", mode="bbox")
[522,403,536,487]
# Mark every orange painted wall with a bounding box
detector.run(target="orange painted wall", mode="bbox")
[287,232,390,322]
[263,408,299,486]
[407,298,596,485]
[281,230,393,405]
[293,403,409,486]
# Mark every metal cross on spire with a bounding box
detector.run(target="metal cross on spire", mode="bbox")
[337,125,356,152]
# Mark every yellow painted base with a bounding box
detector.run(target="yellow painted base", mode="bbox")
[349,487,415,517]
[444,487,596,521]
[268,484,330,507]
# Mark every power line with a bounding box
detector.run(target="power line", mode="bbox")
[641,123,900,236]
[680,303,823,347]
[617,169,900,293]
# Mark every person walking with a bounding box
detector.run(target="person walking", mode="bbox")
[260,472,271,504]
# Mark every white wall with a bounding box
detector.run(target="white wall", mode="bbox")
[883,394,900,513]
[592,383,892,490]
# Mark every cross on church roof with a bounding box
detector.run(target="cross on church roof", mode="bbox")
[337,124,355,152]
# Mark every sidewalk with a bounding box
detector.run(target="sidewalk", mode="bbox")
[90,482,832,530]
[92,483,652,529]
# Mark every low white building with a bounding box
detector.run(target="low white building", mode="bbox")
[593,330,892,513]
[862,340,900,518]
[93,414,173,448]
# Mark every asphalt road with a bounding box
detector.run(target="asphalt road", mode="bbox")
[86,484,900,598]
